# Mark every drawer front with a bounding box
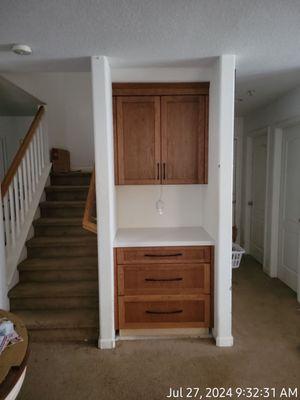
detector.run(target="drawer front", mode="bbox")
[119,295,210,329]
[118,264,210,295]
[116,246,211,264]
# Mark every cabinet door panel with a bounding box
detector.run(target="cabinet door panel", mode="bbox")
[116,96,161,184]
[161,95,207,184]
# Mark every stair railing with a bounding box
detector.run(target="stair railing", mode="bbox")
[82,168,97,234]
[1,105,52,284]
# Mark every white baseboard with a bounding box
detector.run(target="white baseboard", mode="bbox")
[98,337,116,349]
[278,266,297,292]
[216,336,234,347]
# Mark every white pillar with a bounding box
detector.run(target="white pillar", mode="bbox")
[0,194,9,310]
[91,56,116,349]
[214,55,236,347]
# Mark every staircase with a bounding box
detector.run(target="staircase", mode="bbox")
[8,171,99,342]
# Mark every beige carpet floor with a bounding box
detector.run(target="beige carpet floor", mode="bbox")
[17,256,300,400]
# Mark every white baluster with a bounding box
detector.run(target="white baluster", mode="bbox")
[40,123,45,169]
[8,186,16,248]
[13,175,20,235]
[18,165,25,224]
[26,150,33,202]
[30,142,36,192]
[3,195,10,248]
[33,134,38,184]
[22,157,29,213]
[37,126,42,176]
[43,118,50,165]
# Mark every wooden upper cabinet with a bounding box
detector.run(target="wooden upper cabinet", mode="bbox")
[113,83,209,185]
[116,96,161,184]
[161,95,207,184]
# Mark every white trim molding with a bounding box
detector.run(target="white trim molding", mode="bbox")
[98,338,116,350]
[268,128,283,278]
[216,335,234,347]
[244,127,270,272]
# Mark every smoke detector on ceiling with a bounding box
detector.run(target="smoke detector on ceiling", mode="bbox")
[11,44,32,55]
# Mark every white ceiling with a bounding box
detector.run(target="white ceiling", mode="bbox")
[1,0,300,115]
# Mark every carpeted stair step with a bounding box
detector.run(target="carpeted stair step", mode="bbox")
[40,201,86,218]
[18,256,98,282]
[26,236,97,258]
[9,169,99,342]
[13,309,98,342]
[45,185,89,201]
[50,172,91,186]
[9,281,98,310]
[18,257,98,270]
[33,218,92,236]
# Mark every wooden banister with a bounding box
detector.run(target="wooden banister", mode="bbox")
[82,168,97,234]
[1,106,45,197]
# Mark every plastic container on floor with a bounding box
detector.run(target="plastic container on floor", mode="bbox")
[232,243,245,268]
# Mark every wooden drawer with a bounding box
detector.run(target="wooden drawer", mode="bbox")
[116,246,211,265]
[118,263,210,295]
[118,295,210,329]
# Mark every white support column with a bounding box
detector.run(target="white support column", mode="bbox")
[214,55,236,347]
[91,56,116,349]
[0,194,9,310]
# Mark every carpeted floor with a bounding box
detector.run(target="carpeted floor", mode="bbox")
[18,256,300,400]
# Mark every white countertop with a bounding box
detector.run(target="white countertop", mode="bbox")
[113,226,214,248]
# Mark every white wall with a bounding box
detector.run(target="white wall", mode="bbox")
[244,85,300,132]
[117,186,205,228]
[112,67,212,229]
[3,73,94,171]
[91,56,117,349]
[202,56,236,347]
[0,116,32,179]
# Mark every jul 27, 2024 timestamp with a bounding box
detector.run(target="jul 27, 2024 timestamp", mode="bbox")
[165,387,298,399]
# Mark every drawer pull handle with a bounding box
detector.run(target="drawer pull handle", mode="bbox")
[144,253,183,258]
[145,277,183,282]
[145,309,183,315]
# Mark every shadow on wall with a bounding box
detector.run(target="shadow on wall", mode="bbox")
[0,76,43,181]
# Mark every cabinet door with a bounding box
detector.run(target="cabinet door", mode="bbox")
[116,96,161,184]
[161,95,208,184]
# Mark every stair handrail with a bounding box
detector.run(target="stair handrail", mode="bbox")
[82,168,97,234]
[1,104,52,284]
[1,106,45,196]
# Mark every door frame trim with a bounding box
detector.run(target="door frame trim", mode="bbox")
[268,127,283,278]
[244,127,270,271]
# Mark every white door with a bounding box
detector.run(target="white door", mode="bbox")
[250,135,267,263]
[278,124,300,301]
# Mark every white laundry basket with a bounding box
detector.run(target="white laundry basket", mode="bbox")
[232,243,245,269]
